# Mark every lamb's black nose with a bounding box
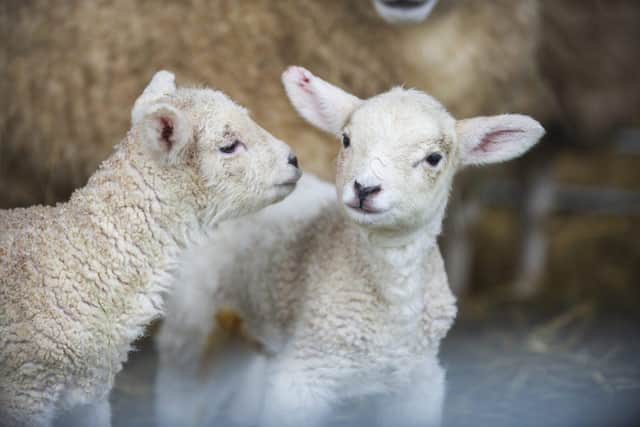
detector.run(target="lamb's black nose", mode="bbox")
[354,180,381,202]
[288,153,299,168]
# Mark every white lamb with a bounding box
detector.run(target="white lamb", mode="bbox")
[155,66,545,427]
[0,70,301,427]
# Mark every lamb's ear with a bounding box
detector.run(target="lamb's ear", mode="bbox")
[282,66,362,135]
[456,114,545,166]
[140,103,191,163]
[131,70,177,126]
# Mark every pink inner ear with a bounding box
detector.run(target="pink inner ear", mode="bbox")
[299,75,311,90]
[160,117,174,151]
[473,128,525,153]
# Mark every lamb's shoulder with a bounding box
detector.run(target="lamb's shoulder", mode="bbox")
[0,204,123,377]
[2,204,102,311]
[0,207,112,405]
[0,205,52,252]
[1,205,64,314]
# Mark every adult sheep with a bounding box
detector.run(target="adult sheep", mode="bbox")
[2,0,638,294]
[379,0,640,295]
[0,0,546,208]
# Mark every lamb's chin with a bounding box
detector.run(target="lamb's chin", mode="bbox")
[343,204,392,226]
[266,183,297,204]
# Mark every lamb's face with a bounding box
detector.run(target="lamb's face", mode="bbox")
[185,90,301,220]
[282,66,544,234]
[336,90,458,230]
[131,71,301,223]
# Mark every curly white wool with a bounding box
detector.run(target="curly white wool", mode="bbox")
[0,71,299,427]
[155,66,544,427]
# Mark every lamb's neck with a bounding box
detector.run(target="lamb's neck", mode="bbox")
[68,139,205,339]
[360,221,441,308]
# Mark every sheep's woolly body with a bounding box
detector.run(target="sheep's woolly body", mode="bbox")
[227,203,457,359]
[5,0,639,209]
[0,136,204,426]
[0,0,555,207]
[157,68,544,427]
[0,74,300,426]
[156,174,457,426]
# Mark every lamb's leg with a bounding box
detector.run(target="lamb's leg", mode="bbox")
[55,398,110,427]
[226,353,268,427]
[155,321,264,427]
[154,353,218,427]
[0,409,54,427]
[0,373,57,427]
[374,359,446,427]
[260,354,335,427]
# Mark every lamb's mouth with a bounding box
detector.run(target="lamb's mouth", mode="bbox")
[345,202,389,215]
[275,170,302,188]
[274,182,297,195]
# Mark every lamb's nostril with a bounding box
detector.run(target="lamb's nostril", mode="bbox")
[287,153,299,169]
[354,181,382,201]
[363,185,382,196]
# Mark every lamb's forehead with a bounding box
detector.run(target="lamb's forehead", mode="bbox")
[171,87,250,123]
[349,88,454,142]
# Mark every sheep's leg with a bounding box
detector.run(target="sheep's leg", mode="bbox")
[154,307,226,427]
[155,323,265,427]
[154,354,218,427]
[55,398,110,427]
[226,353,269,427]
[0,410,54,427]
[374,360,446,427]
[0,376,57,427]
[260,355,335,427]
[513,150,555,298]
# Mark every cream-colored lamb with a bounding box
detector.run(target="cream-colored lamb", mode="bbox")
[0,71,300,427]
[155,66,544,427]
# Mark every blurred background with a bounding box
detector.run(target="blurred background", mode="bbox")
[1,0,639,426]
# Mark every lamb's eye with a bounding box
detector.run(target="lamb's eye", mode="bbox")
[342,134,351,148]
[220,140,243,154]
[425,152,443,167]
